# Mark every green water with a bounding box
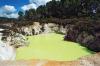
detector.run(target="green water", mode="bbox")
[16,33,92,61]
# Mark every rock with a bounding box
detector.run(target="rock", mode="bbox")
[59,26,66,34]
[43,24,51,34]
[64,22,100,52]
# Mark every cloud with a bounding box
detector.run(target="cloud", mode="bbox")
[0,5,18,18]
[21,3,37,11]
[2,5,16,12]
[21,0,59,11]
[29,0,52,6]
[0,13,19,18]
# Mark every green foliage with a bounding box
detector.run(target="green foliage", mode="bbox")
[18,0,100,20]
[46,0,60,18]
[24,9,36,20]
[18,11,24,21]
[36,5,47,18]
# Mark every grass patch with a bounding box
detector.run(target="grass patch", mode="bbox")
[16,33,92,61]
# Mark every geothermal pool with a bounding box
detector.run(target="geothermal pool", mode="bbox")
[16,33,92,61]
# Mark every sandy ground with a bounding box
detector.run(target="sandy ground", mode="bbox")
[0,53,100,66]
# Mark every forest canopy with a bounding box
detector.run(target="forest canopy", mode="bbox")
[18,0,100,21]
[0,0,100,23]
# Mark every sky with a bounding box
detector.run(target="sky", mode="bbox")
[0,0,52,18]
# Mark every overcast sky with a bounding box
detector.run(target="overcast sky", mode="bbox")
[0,0,52,18]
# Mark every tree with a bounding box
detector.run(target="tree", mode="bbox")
[46,0,60,18]
[19,0,100,20]
[24,9,36,20]
[36,5,47,19]
[18,11,24,21]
